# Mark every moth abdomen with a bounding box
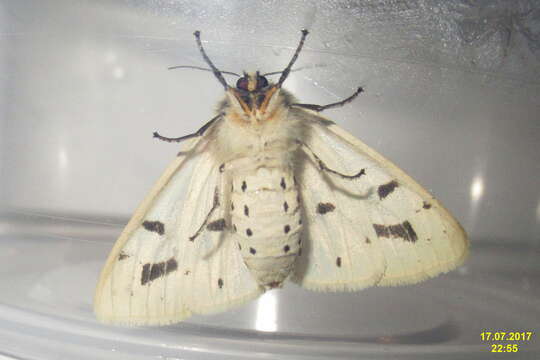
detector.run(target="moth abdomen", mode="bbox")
[230,164,302,287]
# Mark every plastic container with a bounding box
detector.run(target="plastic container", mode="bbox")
[1,1,538,359]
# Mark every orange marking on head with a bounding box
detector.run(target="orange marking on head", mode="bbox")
[230,89,252,114]
[258,86,278,114]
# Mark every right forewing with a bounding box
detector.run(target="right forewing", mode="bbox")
[291,118,468,292]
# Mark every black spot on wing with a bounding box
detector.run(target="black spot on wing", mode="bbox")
[141,257,178,286]
[316,202,335,215]
[283,201,289,212]
[283,244,290,253]
[244,205,249,217]
[373,221,418,242]
[280,177,286,189]
[423,201,432,209]
[142,220,165,235]
[378,180,399,199]
[241,181,247,192]
[365,237,371,244]
[166,257,178,272]
[118,251,130,261]
[250,247,256,254]
[207,218,226,231]
[284,225,291,234]
[402,221,418,241]
[336,257,342,267]
[218,278,224,289]
[246,228,253,236]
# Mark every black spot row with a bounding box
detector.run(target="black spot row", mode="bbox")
[373,221,418,242]
[141,257,178,286]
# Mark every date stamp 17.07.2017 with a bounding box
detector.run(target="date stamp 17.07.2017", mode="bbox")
[480,331,534,353]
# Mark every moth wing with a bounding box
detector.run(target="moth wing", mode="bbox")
[94,137,263,326]
[291,118,468,291]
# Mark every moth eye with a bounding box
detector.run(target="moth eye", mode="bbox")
[256,75,269,89]
[236,77,249,90]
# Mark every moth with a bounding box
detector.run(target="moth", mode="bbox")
[94,30,468,325]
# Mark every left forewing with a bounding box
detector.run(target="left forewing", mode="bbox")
[291,119,469,291]
[94,137,263,325]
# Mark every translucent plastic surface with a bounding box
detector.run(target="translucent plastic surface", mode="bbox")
[1,1,539,359]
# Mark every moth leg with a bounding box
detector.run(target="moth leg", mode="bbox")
[291,87,363,112]
[189,186,224,241]
[298,140,366,180]
[153,114,222,143]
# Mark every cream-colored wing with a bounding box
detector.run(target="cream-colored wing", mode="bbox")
[94,137,263,326]
[291,118,468,291]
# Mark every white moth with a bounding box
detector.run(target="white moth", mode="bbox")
[94,30,469,326]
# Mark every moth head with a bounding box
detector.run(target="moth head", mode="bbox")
[225,72,281,118]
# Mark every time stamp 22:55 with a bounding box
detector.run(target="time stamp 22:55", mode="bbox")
[480,331,534,353]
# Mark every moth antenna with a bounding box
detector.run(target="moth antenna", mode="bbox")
[168,65,240,77]
[277,29,309,88]
[262,64,325,77]
[193,31,229,89]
